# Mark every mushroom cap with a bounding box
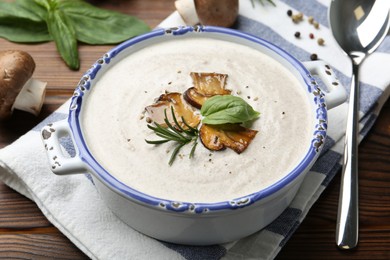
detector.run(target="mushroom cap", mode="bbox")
[0,50,36,120]
[195,0,239,27]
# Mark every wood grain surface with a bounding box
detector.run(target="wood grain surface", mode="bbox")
[0,1,389,259]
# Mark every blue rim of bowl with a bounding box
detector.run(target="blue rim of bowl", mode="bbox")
[68,26,327,214]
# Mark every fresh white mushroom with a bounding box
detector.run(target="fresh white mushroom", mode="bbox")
[175,0,239,27]
[0,50,47,120]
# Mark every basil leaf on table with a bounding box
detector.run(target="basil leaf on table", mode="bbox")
[0,21,51,42]
[0,1,43,22]
[47,9,79,70]
[201,95,260,125]
[15,0,48,21]
[37,0,80,70]
[0,0,51,42]
[58,0,150,44]
[0,0,150,70]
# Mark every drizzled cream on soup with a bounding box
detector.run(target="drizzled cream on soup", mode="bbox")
[82,37,313,203]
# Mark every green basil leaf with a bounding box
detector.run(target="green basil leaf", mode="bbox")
[57,0,150,44]
[15,0,47,20]
[34,0,52,11]
[0,1,51,42]
[0,1,43,22]
[0,20,51,42]
[201,95,260,125]
[46,7,79,70]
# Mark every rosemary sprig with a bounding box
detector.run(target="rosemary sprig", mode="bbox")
[145,107,199,165]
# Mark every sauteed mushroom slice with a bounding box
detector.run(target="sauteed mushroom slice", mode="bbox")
[184,72,231,108]
[183,87,208,109]
[190,72,230,95]
[199,124,258,154]
[145,92,200,129]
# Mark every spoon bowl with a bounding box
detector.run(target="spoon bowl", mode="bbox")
[329,0,390,250]
[330,0,389,59]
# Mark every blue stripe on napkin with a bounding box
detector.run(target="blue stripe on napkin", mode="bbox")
[377,38,390,53]
[265,207,302,238]
[311,149,342,175]
[360,113,378,137]
[162,242,226,260]
[278,220,301,247]
[321,162,342,187]
[318,137,335,157]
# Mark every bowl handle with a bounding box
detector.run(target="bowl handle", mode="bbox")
[41,120,86,175]
[303,60,347,110]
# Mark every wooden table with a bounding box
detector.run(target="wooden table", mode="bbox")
[0,1,389,259]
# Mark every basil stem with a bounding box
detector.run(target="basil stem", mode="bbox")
[49,9,79,70]
[39,0,79,70]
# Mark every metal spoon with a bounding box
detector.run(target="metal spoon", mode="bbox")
[329,0,390,250]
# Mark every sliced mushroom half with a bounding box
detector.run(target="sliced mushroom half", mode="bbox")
[184,72,231,108]
[145,92,201,129]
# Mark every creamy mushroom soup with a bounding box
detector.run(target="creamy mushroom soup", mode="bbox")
[82,37,313,203]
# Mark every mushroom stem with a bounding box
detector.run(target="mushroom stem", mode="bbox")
[12,78,47,116]
[175,0,199,25]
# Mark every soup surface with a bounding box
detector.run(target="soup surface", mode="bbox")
[82,37,313,203]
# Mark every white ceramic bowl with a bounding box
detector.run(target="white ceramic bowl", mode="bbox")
[41,26,346,245]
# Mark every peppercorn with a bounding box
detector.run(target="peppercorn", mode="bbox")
[309,33,314,39]
[317,38,325,46]
[287,10,292,16]
[292,13,304,23]
[308,16,314,24]
[313,21,320,29]
[294,31,301,38]
[310,53,318,60]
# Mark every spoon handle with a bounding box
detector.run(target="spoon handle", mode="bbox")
[336,63,360,249]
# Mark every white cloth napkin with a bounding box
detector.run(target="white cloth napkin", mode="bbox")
[1,1,389,259]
